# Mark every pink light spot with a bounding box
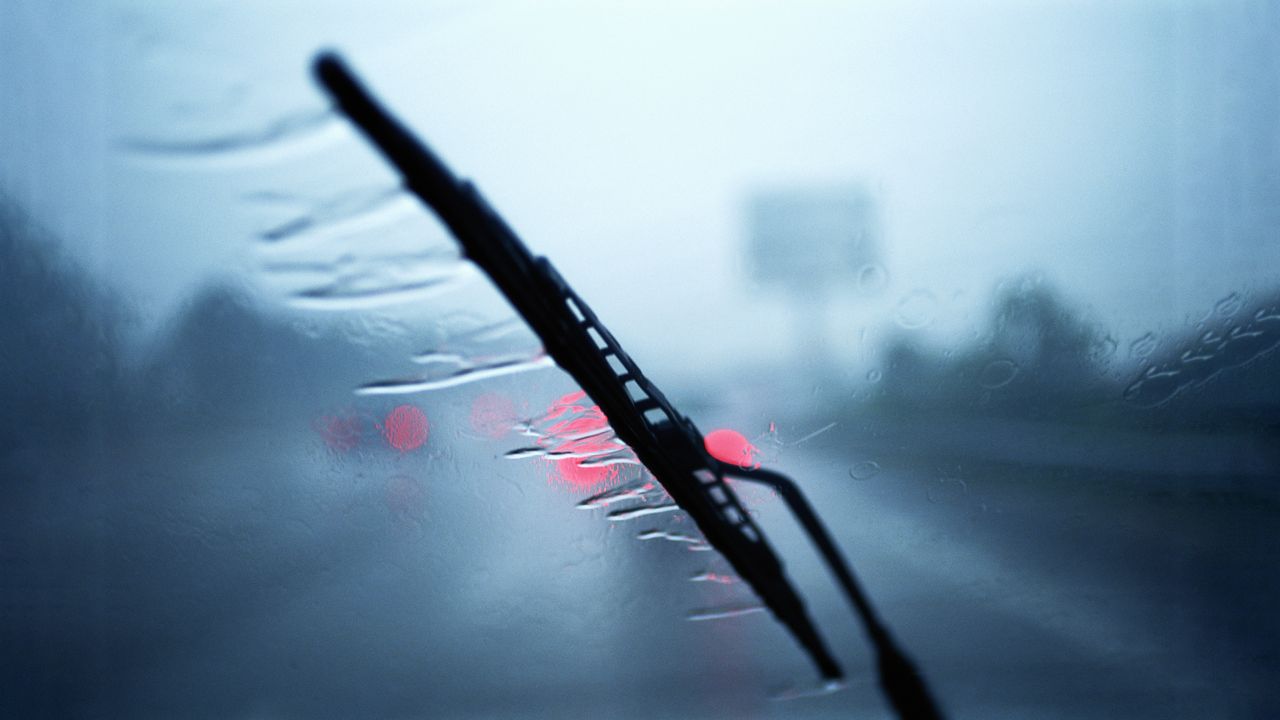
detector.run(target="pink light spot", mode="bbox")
[544,390,588,419]
[537,391,622,493]
[704,428,761,470]
[381,404,429,453]
[313,412,362,453]
[470,392,517,439]
[545,456,620,493]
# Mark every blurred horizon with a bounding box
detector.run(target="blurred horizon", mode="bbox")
[4,0,1279,383]
[3,2,1278,718]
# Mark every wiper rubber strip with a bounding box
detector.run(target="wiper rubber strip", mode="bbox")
[313,51,944,720]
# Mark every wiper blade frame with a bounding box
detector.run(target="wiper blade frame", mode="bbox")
[312,51,943,720]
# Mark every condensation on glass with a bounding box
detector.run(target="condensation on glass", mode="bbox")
[1,2,1277,718]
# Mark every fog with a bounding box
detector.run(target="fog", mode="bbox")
[5,1,1279,378]
[3,2,1279,718]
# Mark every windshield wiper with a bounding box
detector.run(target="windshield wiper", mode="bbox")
[313,52,944,720]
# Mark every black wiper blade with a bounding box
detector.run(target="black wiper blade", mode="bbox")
[313,52,943,720]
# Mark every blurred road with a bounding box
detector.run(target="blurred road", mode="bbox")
[3,384,1278,719]
[747,419,1280,719]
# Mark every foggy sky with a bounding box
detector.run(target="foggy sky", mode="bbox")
[2,0,1277,380]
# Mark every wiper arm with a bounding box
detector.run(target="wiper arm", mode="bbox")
[313,52,943,719]
[725,464,944,719]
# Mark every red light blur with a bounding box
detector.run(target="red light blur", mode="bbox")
[313,411,362,453]
[381,404,429,453]
[538,391,623,493]
[703,428,762,470]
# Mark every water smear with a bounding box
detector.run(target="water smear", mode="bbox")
[289,274,469,311]
[118,108,338,162]
[607,503,679,522]
[257,186,410,243]
[894,289,937,329]
[503,447,547,460]
[438,316,526,345]
[576,452,642,468]
[770,680,849,702]
[1123,295,1280,407]
[978,359,1019,389]
[1215,292,1243,317]
[690,571,739,585]
[637,529,704,544]
[267,246,470,311]
[687,605,765,622]
[789,421,837,446]
[1129,332,1159,359]
[507,390,639,492]
[857,263,889,294]
[848,460,881,481]
[357,354,554,395]
[577,480,660,510]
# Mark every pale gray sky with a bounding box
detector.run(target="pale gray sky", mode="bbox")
[3,0,1276,379]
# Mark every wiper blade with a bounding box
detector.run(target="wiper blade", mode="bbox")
[313,52,943,720]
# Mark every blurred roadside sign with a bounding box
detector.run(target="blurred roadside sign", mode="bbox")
[747,185,879,294]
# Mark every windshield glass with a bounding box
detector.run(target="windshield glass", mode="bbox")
[3,2,1277,718]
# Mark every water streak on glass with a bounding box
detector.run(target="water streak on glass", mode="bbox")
[769,680,849,702]
[252,185,412,243]
[540,448,624,461]
[576,480,660,510]
[690,571,739,585]
[357,353,554,395]
[636,529,706,545]
[788,421,838,446]
[576,452,643,468]
[501,390,639,492]
[502,447,549,460]
[288,272,472,310]
[1123,291,1280,407]
[606,503,680,522]
[8,3,1280,717]
[686,605,766,622]
[117,108,340,162]
[437,316,526,345]
[1129,332,1159,358]
[259,231,470,310]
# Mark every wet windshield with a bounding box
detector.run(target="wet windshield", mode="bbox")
[3,3,1278,718]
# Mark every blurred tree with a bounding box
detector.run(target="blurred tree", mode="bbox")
[0,200,125,457]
